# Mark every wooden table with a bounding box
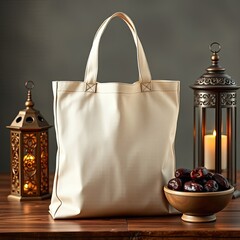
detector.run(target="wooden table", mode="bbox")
[1,173,240,240]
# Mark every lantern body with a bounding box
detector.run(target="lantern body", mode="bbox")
[191,43,239,191]
[9,129,50,200]
[7,81,51,201]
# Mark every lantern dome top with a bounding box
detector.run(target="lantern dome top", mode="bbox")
[191,42,239,90]
[7,81,51,130]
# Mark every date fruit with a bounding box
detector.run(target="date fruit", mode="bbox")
[213,173,230,190]
[175,168,191,179]
[204,180,219,192]
[190,167,209,180]
[168,178,183,191]
[184,181,203,192]
[205,171,214,180]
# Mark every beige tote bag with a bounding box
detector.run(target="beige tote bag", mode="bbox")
[49,12,180,219]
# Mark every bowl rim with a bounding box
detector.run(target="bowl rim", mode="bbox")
[164,185,234,197]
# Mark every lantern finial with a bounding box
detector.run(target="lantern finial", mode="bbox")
[25,81,35,108]
[209,42,221,54]
[209,42,220,65]
[207,42,225,73]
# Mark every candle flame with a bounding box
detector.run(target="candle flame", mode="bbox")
[213,130,216,137]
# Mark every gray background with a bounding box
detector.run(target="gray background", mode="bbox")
[1,0,240,173]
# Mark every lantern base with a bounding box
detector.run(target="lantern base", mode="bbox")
[7,193,51,201]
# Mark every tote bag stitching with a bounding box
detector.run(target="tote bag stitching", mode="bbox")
[56,89,179,94]
[56,88,179,92]
[54,81,179,92]
[52,82,63,218]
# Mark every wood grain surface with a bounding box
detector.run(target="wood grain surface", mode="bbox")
[0,173,240,239]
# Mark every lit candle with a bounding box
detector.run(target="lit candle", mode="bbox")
[204,130,227,170]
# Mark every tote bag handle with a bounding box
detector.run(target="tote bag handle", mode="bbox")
[84,12,152,87]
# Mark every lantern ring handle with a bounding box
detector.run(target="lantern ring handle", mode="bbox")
[25,81,35,90]
[209,42,221,53]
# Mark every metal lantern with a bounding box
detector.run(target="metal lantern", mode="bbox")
[7,81,52,201]
[191,42,240,198]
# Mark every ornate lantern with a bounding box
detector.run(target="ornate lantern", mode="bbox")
[191,42,240,198]
[7,81,52,200]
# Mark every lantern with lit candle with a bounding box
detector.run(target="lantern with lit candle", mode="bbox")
[191,42,239,198]
[7,81,52,200]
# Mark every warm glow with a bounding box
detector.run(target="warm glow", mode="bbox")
[213,130,216,137]
[23,154,35,162]
[23,153,36,170]
[23,181,37,194]
[24,183,29,191]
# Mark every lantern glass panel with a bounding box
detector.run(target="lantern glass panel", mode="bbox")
[23,133,38,196]
[194,107,228,173]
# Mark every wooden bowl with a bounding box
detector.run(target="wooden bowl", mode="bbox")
[164,185,234,222]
